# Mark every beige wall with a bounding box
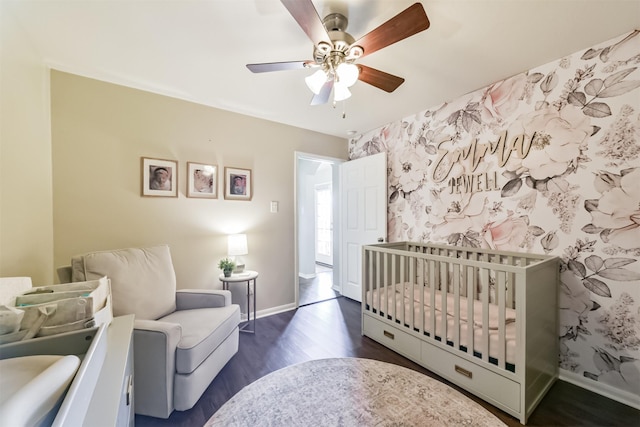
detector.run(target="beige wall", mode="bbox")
[0,3,54,284]
[51,71,347,313]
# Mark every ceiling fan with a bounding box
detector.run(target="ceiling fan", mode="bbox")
[246,0,430,106]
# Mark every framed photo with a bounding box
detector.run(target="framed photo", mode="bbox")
[187,162,217,199]
[224,167,252,201]
[141,157,178,197]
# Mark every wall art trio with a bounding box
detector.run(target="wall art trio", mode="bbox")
[141,157,252,201]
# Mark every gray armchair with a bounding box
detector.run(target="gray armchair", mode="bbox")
[58,245,240,419]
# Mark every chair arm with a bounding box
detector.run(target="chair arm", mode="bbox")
[176,289,231,310]
[57,265,72,284]
[133,319,182,418]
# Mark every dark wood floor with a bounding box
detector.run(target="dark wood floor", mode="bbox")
[298,266,339,306]
[136,297,639,427]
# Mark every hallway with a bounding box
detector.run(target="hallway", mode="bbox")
[299,264,339,306]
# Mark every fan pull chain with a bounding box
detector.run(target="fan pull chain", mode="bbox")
[331,99,347,118]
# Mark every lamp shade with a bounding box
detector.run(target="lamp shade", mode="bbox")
[305,69,328,95]
[228,234,248,256]
[333,81,351,102]
[336,63,359,87]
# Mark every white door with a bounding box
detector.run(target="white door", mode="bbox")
[340,152,387,302]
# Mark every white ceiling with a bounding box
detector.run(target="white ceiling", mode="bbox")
[6,0,640,138]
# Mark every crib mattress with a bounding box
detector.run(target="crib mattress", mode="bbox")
[366,283,517,366]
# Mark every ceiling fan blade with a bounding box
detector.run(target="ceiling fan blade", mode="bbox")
[280,0,331,45]
[246,61,313,73]
[354,3,430,58]
[358,65,405,93]
[310,80,333,106]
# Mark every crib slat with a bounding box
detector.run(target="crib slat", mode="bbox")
[466,265,474,357]
[385,252,389,314]
[481,267,490,363]
[506,255,515,309]
[498,270,507,369]
[408,256,420,330]
[391,254,397,322]
[382,252,386,315]
[400,255,406,327]
[418,257,425,335]
[368,249,373,310]
[364,248,369,307]
[372,250,376,314]
[399,254,403,325]
[362,248,367,303]
[440,260,448,343]
[373,250,378,308]
[453,263,460,350]
[429,259,436,338]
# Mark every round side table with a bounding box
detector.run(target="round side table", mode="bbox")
[219,270,258,334]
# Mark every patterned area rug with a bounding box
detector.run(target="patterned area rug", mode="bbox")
[205,358,506,426]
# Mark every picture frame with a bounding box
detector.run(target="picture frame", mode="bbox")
[141,157,178,197]
[224,167,252,201]
[187,162,218,199]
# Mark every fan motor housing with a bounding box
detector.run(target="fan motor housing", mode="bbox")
[313,13,359,65]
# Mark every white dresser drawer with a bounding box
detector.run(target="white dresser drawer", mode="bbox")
[421,340,521,413]
[363,314,421,361]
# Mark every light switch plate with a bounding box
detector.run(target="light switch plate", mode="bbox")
[270,201,278,213]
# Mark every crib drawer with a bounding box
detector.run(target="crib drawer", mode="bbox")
[421,341,521,413]
[363,314,421,361]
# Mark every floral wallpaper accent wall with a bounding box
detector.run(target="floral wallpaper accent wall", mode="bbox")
[349,30,640,401]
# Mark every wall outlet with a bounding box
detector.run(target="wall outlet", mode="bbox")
[270,201,279,213]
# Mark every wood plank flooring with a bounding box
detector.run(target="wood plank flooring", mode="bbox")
[135,297,639,427]
[299,265,339,306]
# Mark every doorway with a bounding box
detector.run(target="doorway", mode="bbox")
[315,182,332,267]
[295,153,343,306]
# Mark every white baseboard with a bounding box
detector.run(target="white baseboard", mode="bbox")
[559,370,640,410]
[255,303,297,320]
[298,273,316,279]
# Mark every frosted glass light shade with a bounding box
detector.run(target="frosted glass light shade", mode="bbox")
[305,70,328,94]
[228,234,248,256]
[333,82,351,101]
[336,63,359,87]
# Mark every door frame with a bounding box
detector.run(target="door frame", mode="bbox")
[294,151,345,307]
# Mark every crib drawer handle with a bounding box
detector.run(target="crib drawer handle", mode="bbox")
[455,365,473,379]
[383,330,395,340]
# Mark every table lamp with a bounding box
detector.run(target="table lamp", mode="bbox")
[228,233,248,273]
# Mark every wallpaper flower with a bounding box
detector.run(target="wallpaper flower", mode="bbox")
[350,30,640,399]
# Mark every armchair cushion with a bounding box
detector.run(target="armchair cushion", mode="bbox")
[160,305,240,374]
[77,245,176,320]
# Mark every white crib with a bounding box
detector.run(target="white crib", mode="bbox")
[361,242,559,424]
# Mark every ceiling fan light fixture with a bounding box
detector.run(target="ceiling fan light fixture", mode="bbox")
[305,69,328,94]
[336,62,359,87]
[333,81,351,102]
[248,1,430,107]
